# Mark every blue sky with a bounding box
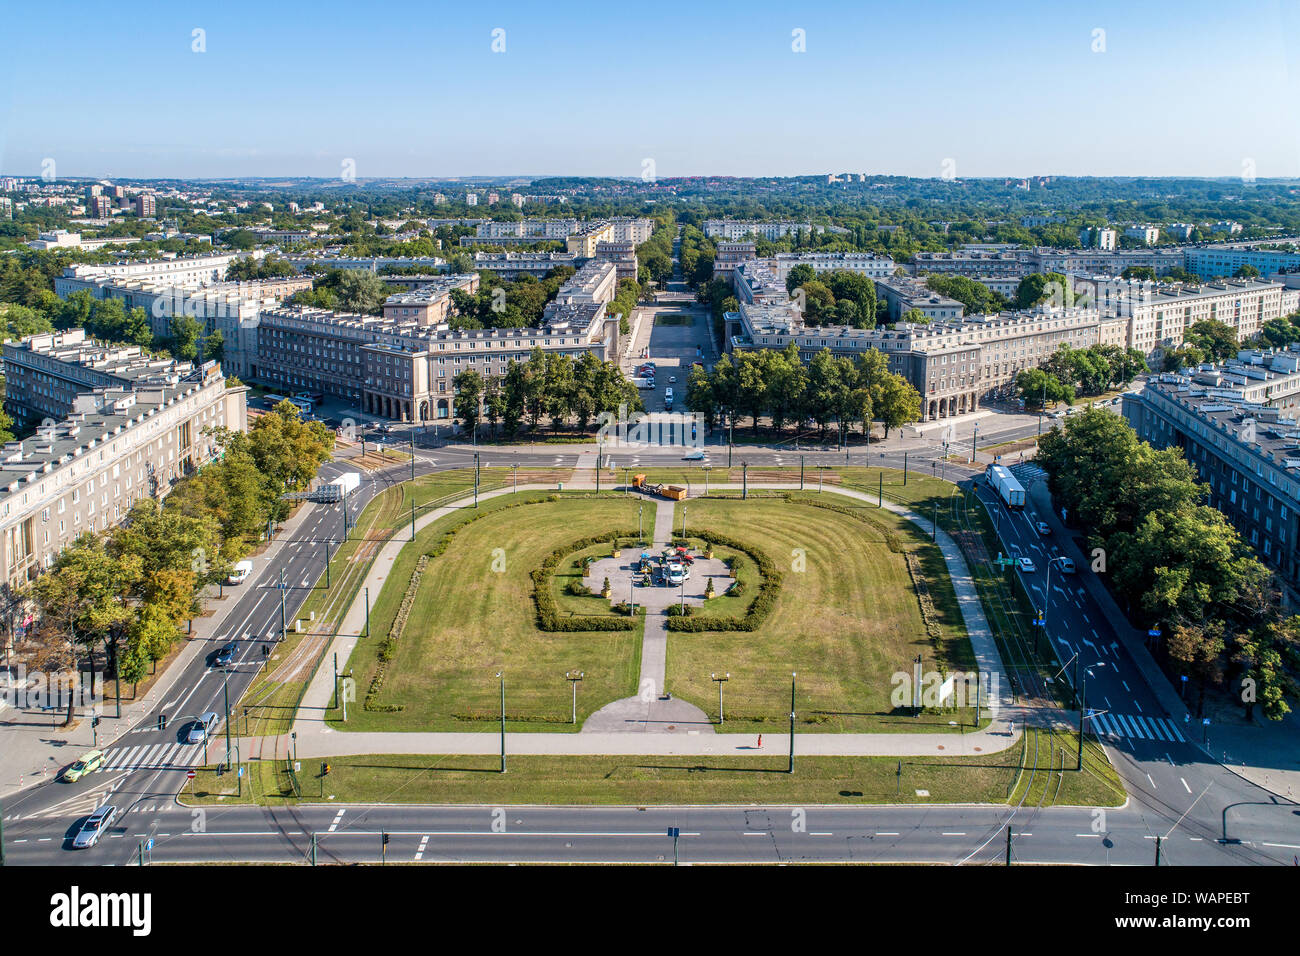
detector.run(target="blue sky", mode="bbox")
[2,0,1299,179]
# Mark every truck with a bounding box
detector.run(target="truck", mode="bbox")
[317,471,361,503]
[631,474,687,500]
[631,376,655,390]
[226,559,254,585]
[986,464,1025,510]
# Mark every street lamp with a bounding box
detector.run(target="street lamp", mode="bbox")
[496,671,506,773]
[788,672,797,774]
[711,672,730,725]
[566,670,584,725]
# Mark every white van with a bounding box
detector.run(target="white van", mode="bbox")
[227,560,253,585]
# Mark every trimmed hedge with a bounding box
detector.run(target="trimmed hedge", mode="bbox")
[665,530,782,632]
[532,529,645,631]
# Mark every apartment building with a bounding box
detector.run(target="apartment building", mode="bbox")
[1185,245,1300,280]
[724,261,1103,421]
[1123,225,1161,245]
[713,242,758,281]
[874,276,964,323]
[593,240,638,282]
[135,194,156,218]
[256,261,621,422]
[0,342,246,589]
[767,251,896,282]
[57,250,254,287]
[472,251,579,278]
[701,220,825,241]
[1079,227,1117,250]
[1123,362,1300,590]
[380,273,481,326]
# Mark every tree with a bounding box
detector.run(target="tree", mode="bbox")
[454,369,484,436]
[785,264,816,294]
[1015,271,1074,309]
[1016,367,1074,409]
[169,315,203,362]
[1234,265,1262,279]
[1184,319,1238,363]
[203,329,225,364]
[872,373,922,438]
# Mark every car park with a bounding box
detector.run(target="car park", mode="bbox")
[62,750,105,782]
[71,804,117,849]
[187,712,220,744]
[1017,557,1036,573]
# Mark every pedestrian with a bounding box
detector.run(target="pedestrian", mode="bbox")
[757,734,762,748]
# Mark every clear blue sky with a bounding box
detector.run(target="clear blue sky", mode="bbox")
[2,0,1298,180]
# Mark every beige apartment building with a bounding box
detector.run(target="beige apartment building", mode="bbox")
[0,339,246,589]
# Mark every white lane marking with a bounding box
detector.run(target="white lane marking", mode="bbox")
[327,809,345,833]
[1181,778,1192,793]
[1146,773,1156,788]
[1121,680,1131,692]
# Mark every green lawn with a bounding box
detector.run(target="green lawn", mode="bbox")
[185,728,1124,808]
[652,313,695,326]
[663,495,979,733]
[329,494,645,732]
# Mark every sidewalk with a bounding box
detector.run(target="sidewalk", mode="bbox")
[0,498,324,798]
[293,481,1021,757]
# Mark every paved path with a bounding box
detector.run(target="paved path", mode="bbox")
[294,481,1019,756]
[582,497,714,732]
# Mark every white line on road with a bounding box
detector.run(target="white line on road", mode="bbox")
[1181,778,1191,793]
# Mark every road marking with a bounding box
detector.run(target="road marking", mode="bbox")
[414,835,429,860]
[941,832,966,836]
[876,832,899,836]
[327,809,345,833]
[1075,833,1101,838]
[1181,778,1192,793]
[1133,700,1142,713]
[1146,774,1156,788]
[1263,842,1300,849]
[1121,680,1131,692]
[809,832,833,836]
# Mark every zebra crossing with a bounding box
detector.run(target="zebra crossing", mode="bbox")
[99,741,208,773]
[1008,462,1047,484]
[1089,712,1186,743]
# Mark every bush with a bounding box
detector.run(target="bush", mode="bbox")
[665,530,782,632]
[665,603,695,617]
[531,528,640,631]
[565,580,593,597]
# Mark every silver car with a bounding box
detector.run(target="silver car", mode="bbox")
[187,711,220,745]
[71,804,117,849]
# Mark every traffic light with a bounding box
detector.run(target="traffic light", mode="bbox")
[382,832,389,846]
[92,715,100,728]
[322,762,331,776]
[158,715,167,731]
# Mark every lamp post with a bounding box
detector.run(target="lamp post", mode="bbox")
[970,423,980,465]
[788,672,797,774]
[497,671,506,773]
[512,463,519,495]
[711,672,730,725]
[566,670,584,725]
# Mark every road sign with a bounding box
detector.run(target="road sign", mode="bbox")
[186,770,196,779]
[145,838,153,851]
[238,767,244,778]
[666,827,680,838]
[1149,627,1162,637]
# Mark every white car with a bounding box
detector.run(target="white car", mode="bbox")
[1018,557,1036,573]
[1053,556,1077,574]
[683,450,707,461]
[71,804,117,849]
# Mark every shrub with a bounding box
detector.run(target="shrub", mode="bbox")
[666,603,695,617]
[531,528,640,631]
[565,580,593,597]
[665,530,782,632]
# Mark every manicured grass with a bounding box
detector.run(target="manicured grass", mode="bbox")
[185,728,1123,808]
[652,313,695,326]
[329,494,646,732]
[663,495,979,733]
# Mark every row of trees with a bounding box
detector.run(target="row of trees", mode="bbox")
[27,402,335,715]
[1015,343,1148,407]
[452,347,642,437]
[1037,410,1296,719]
[448,267,577,329]
[685,344,922,440]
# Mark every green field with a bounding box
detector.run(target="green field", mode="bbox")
[652,313,695,326]
[329,494,645,732]
[663,494,979,733]
[186,728,1124,808]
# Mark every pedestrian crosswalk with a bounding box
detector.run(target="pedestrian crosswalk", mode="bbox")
[1008,463,1047,484]
[100,742,208,773]
[1089,712,1186,743]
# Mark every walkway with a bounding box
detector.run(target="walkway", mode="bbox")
[292,481,1022,757]
[582,497,714,732]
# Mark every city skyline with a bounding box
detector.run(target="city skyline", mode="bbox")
[2,0,1300,180]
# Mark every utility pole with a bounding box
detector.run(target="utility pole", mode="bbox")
[324,541,331,588]
[411,502,416,542]
[800,455,805,491]
[903,451,908,485]
[788,672,797,774]
[364,587,370,639]
[497,672,506,773]
[1077,661,1086,771]
[512,463,519,495]
[410,436,416,482]
[474,451,480,508]
[279,568,287,641]
[742,461,748,500]
[1006,827,1013,865]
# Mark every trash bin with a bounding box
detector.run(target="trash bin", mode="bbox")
[558,482,564,491]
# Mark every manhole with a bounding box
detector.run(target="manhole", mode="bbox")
[667,725,676,731]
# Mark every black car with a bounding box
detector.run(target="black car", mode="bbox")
[213,642,236,667]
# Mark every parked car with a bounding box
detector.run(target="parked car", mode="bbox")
[666,565,686,586]
[71,804,117,849]
[669,375,677,384]
[1017,557,1036,573]
[1053,556,1077,574]
[1035,520,1051,536]
[213,642,237,667]
[62,749,105,782]
[186,712,220,745]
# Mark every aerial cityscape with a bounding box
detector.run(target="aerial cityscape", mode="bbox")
[1,0,1294,932]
